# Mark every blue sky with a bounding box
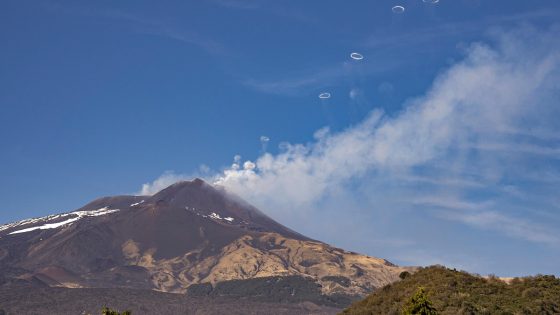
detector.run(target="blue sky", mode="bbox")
[1,0,560,276]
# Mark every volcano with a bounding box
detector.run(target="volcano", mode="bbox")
[0,179,411,313]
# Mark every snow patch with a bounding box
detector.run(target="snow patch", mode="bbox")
[209,212,234,222]
[4,207,120,235]
[9,216,83,234]
[130,200,145,207]
[184,207,234,223]
[186,206,208,218]
[0,213,77,233]
[209,212,222,220]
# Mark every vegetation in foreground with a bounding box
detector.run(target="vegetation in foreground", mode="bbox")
[342,265,560,315]
[0,285,341,314]
[401,287,438,315]
[101,307,131,315]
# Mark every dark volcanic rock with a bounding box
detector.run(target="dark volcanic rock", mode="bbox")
[0,178,411,311]
[0,179,309,288]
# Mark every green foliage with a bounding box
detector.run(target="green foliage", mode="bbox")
[101,306,131,315]
[402,287,438,315]
[341,266,560,315]
[399,271,411,280]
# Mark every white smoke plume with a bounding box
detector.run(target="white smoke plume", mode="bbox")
[212,26,560,222]
[141,26,560,271]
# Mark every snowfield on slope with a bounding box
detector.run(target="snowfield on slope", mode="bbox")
[1,207,120,235]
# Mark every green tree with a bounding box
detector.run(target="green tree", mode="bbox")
[101,306,131,315]
[399,271,411,280]
[402,287,438,315]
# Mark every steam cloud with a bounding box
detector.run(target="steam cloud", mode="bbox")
[141,26,560,270]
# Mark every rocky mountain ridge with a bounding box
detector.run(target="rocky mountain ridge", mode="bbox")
[0,179,411,300]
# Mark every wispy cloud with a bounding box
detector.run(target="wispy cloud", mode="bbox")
[43,3,226,55]
[438,211,560,245]
[243,59,400,95]
[414,197,493,211]
[243,9,560,97]
[139,26,225,55]
[209,0,316,23]
[142,26,560,268]
[139,166,211,196]
[209,0,261,10]
[216,25,560,242]
[469,142,560,157]
[140,171,186,196]
[365,9,560,52]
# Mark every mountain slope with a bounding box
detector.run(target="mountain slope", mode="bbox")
[0,179,411,300]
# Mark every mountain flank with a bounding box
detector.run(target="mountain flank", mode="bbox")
[0,179,413,313]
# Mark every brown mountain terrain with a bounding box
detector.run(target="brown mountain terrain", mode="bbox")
[0,179,412,312]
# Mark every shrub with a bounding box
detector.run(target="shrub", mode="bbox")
[402,287,438,315]
[342,266,560,315]
[399,271,411,280]
[101,306,131,315]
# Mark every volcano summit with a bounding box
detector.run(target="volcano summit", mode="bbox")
[0,179,411,313]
